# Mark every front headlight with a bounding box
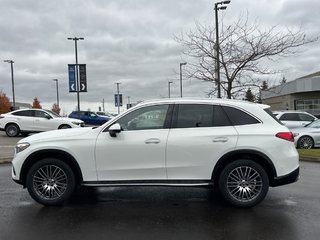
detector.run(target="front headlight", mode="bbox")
[15,142,30,154]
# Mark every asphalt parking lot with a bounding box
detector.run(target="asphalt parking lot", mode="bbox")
[0,162,320,240]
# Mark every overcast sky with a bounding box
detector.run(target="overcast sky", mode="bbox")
[0,0,319,114]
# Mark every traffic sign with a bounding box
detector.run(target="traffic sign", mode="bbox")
[68,64,76,92]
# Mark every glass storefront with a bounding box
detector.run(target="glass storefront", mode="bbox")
[296,99,320,116]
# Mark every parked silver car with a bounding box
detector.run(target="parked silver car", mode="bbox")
[273,111,317,129]
[293,119,320,148]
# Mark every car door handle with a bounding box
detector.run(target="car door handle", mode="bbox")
[212,137,228,143]
[145,138,161,144]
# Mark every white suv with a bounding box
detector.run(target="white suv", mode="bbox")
[0,109,84,137]
[12,99,299,207]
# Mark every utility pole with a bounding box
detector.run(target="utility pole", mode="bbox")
[3,60,16,110]
[102,98,105,112]
[68,37,84,117]
[168,81,173,98]
[52,79,59,108]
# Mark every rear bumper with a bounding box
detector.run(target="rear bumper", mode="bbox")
[270,167,299,187]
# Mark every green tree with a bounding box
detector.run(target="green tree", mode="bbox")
[245,88,255,102]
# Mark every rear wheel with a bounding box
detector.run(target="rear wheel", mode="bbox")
[218,159,269,208]
[5,123,20,137]
[297,136,314,149]
[26,158,76,206]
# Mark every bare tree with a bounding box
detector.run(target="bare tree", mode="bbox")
[175,13,318,99]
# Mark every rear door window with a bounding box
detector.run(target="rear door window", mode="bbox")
[172,104,231,128]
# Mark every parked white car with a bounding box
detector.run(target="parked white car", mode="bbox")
[0,109,84,137]
[12,99,299,208]
[273,111,317,129]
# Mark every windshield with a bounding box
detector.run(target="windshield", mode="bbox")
[45,110,61,118]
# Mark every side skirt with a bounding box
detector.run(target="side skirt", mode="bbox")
[82,179,213,187]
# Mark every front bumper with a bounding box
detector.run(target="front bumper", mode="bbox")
[270,167,300,187]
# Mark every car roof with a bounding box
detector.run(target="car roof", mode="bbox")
[137,98,270,109]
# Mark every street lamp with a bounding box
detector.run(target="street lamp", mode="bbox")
[52,79,59,108]
[168,81,173,98]
[214,0,231,98]
[68,37,84,116]
[3,60,16,110]
[179,62,187,98]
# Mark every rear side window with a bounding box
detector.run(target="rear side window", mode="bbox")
[173,104,231,128]
[11,110,33,117]
[222,106,260,125]
[279,113,300,121]
[299,113,315,121]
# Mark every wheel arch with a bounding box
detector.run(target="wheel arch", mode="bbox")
[58,124,71,129]
[20,149,83,187]
[212,150,278,187]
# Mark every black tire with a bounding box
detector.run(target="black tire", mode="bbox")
[58,124,71,129]
[5,123,20,137]
[26,158,76,206]
[218,159,269,208]
[297,136,314,149]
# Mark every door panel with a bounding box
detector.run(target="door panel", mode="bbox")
[166,127,238,179]
[95,129,169,180]
[95,104,171,181]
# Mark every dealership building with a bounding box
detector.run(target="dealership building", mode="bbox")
[261,71,320,117]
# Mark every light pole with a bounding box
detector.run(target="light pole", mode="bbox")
[168,81,173,98]
[179,62,187,98]
[52,79,59,108]
[3,60,16,110]
[68,37,84,116]
[214,0,231,98]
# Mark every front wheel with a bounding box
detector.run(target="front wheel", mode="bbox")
[218,160,269,208]
[5,123,20,137]
[26,158,76,206]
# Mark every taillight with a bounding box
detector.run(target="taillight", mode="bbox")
[276,132,294,142]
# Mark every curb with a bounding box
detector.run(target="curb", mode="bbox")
[299,157,320,163]
[0,158,12,164]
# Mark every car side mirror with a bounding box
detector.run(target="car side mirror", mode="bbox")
[108,123,122,137]
[45,115,51,120]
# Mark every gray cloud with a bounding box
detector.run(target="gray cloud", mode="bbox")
[1,0,319,113]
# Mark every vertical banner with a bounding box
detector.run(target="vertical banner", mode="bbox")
[68,64,76,92]
[114,94,123,107]
[79,64,87,92]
